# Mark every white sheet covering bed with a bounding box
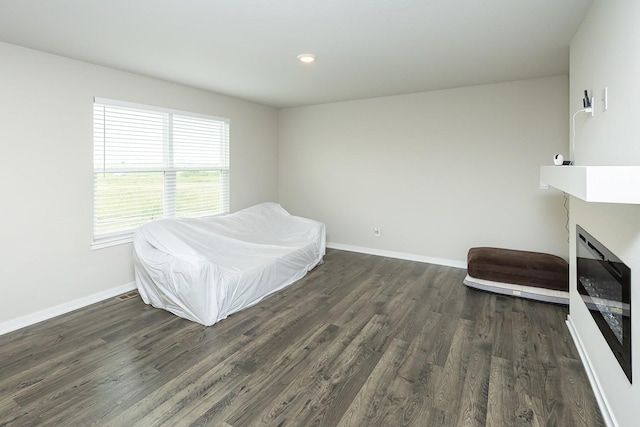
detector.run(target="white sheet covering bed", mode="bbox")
[133,202,326,326]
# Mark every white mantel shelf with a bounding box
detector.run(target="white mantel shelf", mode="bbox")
[540,165,640,204]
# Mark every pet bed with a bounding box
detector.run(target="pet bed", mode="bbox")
[133,202,326,326]
[464,247,569,304]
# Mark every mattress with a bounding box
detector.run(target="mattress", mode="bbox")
[467,247,568,291]
[133,202,326,326]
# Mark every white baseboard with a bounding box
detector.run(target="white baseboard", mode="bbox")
[0,281,137,336]
[566,315,617,427]
[326,242,466,269]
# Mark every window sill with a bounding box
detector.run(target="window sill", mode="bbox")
[91,235,133,250]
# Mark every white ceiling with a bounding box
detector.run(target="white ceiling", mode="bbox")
[0,0,592,108]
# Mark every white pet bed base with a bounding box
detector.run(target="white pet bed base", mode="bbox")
[464,274,569,305]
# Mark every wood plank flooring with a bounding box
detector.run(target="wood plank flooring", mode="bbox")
[0,249,604,426]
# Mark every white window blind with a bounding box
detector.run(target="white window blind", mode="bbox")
[93,97,229,248]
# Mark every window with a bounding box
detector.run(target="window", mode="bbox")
[92,97,229,248]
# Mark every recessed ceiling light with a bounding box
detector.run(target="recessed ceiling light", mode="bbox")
[297,53,316,63]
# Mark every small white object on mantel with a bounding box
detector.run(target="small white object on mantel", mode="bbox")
[540,165,640,204]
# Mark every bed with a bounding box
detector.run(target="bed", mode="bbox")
[464,247,569,304]
[133,202,326,326]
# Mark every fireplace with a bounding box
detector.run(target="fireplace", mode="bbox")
[576,225,632,382]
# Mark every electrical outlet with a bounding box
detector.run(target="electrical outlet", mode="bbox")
[373,227,381,237]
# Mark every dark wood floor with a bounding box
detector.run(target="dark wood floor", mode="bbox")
[0,249,603,426]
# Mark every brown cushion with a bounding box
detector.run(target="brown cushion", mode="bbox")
[467,247,568,292]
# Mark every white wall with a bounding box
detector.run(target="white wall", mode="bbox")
[279,76,569,265]
[568,2,640,426]
[0,42,278,328]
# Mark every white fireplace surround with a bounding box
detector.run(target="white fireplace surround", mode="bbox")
[540,166,640,204]
[541,164,640,427]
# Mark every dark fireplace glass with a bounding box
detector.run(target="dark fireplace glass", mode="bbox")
[576,225,631,383]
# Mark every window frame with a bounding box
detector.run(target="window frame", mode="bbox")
[91,97,230,250]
